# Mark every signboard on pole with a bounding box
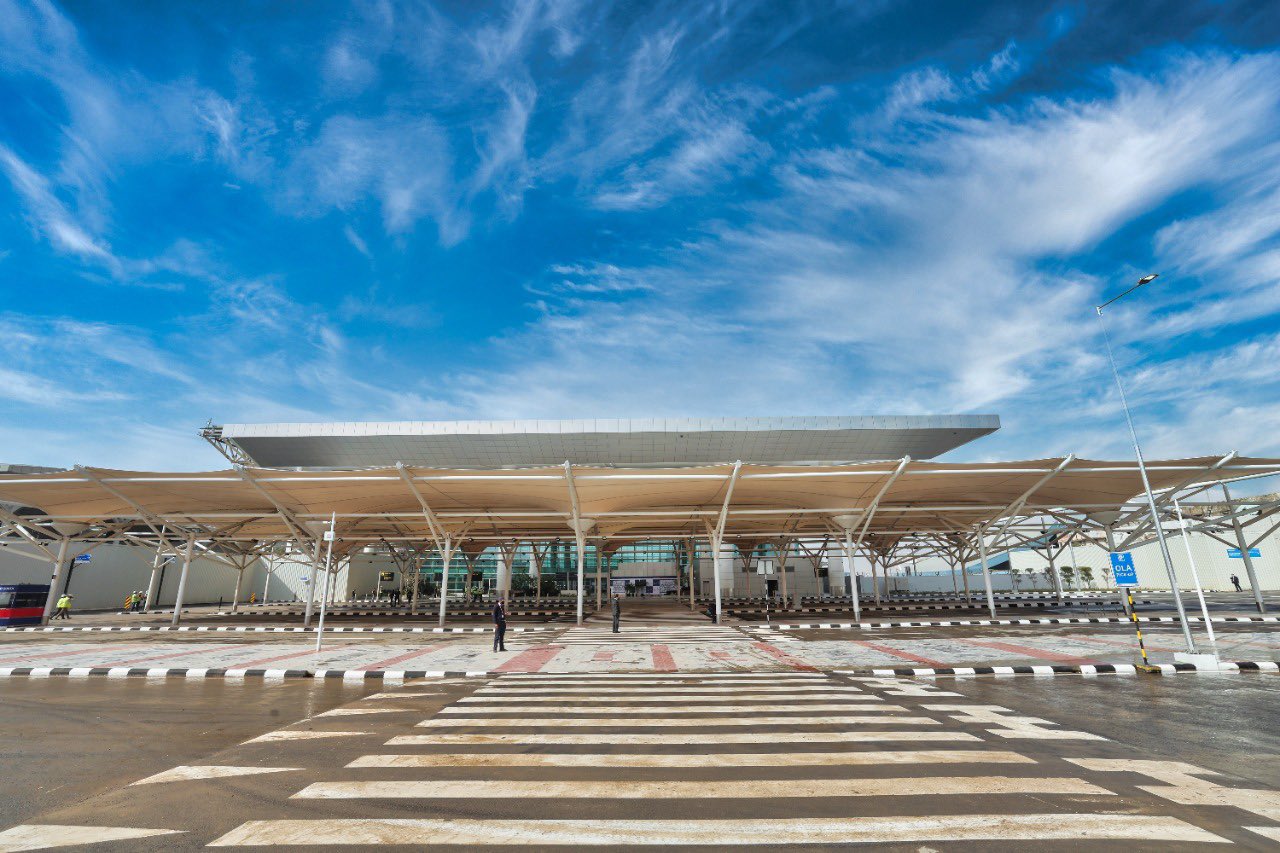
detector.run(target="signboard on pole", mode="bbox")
[1109,552,1138,586]
[756,560,775,576]
[73,554,91,563]
[1227,548,1261,559]
[379,571,394,582]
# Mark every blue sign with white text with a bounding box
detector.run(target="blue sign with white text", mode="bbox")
[1227,548,1261,559]
[73,554,91,563]
[1109,552,1138,586]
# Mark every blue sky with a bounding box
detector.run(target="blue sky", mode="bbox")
[2,0,1280,470]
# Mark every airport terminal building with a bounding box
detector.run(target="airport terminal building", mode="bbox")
[2,415,1280,620]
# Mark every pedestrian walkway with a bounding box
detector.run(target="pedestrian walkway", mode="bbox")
[5,671,1280,847]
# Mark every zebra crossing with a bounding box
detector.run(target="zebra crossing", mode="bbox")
[201,671,1248,847]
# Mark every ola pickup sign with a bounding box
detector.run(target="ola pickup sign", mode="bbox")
[1109,552,1138,586]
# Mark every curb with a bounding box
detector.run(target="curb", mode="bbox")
[0,666,492,680]
[757,616,1280,629]
[1,625,555,634]
[849,661,1280,678]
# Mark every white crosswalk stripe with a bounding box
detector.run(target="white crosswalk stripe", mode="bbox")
[552,627,749,645]
[208,671,1235,847]
[209,815,1224,846]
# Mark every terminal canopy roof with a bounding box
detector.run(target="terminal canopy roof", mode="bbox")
[2,456,1277,549]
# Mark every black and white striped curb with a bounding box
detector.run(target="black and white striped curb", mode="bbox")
[845,661,1280,678]
[211,609,575,617]
[758,615,1280,630]
[0,666,491,680]
[2,625,557,634]
[728,600,1153,615]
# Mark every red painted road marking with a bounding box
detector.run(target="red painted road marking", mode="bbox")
[751,642,818,671]
[652,644,676,671]
[1067,634,1179,654]
[363,644,448,671]
[959,638,1099,664]
[231,647,330,668]
[111,644,240,666]
[592,651,616,662]
[0,643,139,665]
[853,640,947,668]
[494,645,565,673]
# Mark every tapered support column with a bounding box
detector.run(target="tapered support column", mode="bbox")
[145,545,165,613]
[1047,548,1064,606]
[840,530,861,623]
[710,537,723,624]
[231,568,245,613]
[777,541,789,609]
[977,529,995,618]
[262,560,273,604]
[40,538,70,625]
[959,551,972,604]
[303,538,322,628]
[437,540,454,627]
[1223,484,1266,613]
[575,531,586,625]
[170,535,196,628]
[687,539,697,611]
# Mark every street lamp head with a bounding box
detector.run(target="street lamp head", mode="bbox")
[1137,273,1159,285]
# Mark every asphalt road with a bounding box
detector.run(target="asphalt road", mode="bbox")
[2,672,1278,850]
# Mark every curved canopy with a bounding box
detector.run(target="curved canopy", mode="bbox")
[1,456,1276,548]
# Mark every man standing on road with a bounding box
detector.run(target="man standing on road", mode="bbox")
[612,593,621,633]
[492,597,507,652]
[1232,574,1244,592]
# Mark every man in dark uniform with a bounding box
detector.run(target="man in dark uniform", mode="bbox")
[493,597,507,652]
[612,594,621,633]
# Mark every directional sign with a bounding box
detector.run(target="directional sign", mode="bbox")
[1227,548,1261,559]
[1109,552,1138,586]
[73,554,91,563]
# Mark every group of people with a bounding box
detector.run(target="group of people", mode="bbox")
[52,593,74,619]
[122,590,147,612]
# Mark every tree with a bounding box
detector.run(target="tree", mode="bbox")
[1060,565,1075,590]
[510,572,536,596]
[1078,566,1094,589]
[539,575,560,596]
[1021,567,1038,590]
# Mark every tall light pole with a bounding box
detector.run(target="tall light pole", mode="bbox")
[1096,273,1197,654]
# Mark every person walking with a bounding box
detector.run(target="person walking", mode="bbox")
[1232,574,1244,593]
[54,593,72,619]
[492,597,507,652]
[611,594,621,633]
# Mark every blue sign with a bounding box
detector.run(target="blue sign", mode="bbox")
[1227,548,1261,559]
[73,554,91,563]
[1109,552,1138,586]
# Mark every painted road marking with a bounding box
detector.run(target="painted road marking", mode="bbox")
[416,714,936,728]
[494,672,824,680]
[314,707,408,717]
[924,705,1107,740]
[388,731,979,745]
[243,730,372,743]
[0,824,182,851]
[130,765,301,786]
[470,685,856,695]
[346,749,1034,768]
[440,703,893,714]
[1069,759,1280,821]
[207,815,1225,846]
[459,691,880,701]
[293,776,1110,800]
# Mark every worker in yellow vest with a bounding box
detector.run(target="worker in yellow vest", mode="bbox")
[54,593,73,619]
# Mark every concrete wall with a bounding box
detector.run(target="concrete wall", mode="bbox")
[0,541,257,610]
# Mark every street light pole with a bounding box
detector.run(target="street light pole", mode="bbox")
[1096,273,1197,654]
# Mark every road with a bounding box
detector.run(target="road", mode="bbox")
[2,671,1279,850]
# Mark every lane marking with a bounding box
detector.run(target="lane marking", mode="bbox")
[924,705,1106,741]
[417,714,934,728]
[853,641,947,667]
[347,749,1035,768]
[958,638,1100,664]
[314,707,407,717]
[207,815,1225,846]
[439,703,899,715]
[459,692,880,702]
[387,730,973,745]
[361,644,448,670]
[495,672,824,679]
[294,776,1109,800]
[651,643,677,671]
[0,824,183,851]
[130,765,301,786]
[243,730,372,743]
